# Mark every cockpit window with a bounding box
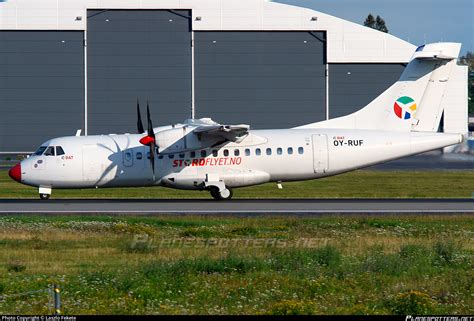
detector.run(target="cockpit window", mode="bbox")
[34,146,47,156]
[44,146,55,156]
[56,146,65,156]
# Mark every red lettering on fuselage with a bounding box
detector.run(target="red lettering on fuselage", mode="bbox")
[171,157,242,168]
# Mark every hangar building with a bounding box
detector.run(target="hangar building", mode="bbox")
[0,0,467,152]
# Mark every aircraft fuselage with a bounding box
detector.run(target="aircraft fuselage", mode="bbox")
[16,127,462,192]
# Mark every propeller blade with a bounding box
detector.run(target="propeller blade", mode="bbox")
[146,101,156,178]
[147,102,155,139]
[150,140,156,177]
[137,99,145,134]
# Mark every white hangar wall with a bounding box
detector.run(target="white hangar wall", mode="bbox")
[3,0,466,152]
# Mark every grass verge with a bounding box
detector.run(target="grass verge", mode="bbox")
[0,214,472,314]
[1,170,474,199]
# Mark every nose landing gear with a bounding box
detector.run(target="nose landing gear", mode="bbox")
[38,186,52,200]
[39,193,50,200]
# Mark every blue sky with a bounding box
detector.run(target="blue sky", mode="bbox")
[276,0,473,56]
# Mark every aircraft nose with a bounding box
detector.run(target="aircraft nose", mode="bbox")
[8,163,21,182]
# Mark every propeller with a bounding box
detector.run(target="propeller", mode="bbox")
[137,99,145,134]
[138,101,157,178]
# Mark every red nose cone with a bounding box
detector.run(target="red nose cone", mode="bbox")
[139,135,155,146]
[8,163,21,182]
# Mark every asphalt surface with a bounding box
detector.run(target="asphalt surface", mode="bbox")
[0,199,472,215]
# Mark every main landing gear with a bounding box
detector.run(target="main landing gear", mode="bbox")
[204,174,233,200]
[209,186,233,200]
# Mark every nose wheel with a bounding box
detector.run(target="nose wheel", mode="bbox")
[209,186,233,200]
[39,193,50,200]
[38,186,52,200]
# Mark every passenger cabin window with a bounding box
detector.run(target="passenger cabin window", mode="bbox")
[168,154,174,159]
[277,148,282,155]
[201,150,207,158]
[223,149,229,157]
[266,148,272,155]
[245,149,250,156]
[44,146,55,156]
[212,150,218,157]
[298,147,304,154]
[179,153,185,159]
[34,146,47,156]
[234,149,240,156]
[255,148,261,156]
[56,146,65,156]
[158,154,164,159]
[287,147,293,155]
[190,151,196,158]
[136,152,143,160]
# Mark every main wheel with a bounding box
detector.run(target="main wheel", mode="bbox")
[219,188,233,200]
[209,186,220,200]
[39,193,50,200]
[209,187,233,200]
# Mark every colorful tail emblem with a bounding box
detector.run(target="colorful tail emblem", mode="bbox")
[394,96,417,120]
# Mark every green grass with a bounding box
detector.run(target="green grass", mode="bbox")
[1,169,473,199]
[0,215,472,314]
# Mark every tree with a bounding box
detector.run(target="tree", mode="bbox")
[375,15,389,33]
[363,14,376,29]
[364,14,389,33]
[459,51,473,72]
[459,52,473,115]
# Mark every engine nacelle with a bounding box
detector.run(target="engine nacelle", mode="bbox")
[160,169,270,190]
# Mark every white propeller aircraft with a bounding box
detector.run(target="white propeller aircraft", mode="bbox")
[8,43,467,200]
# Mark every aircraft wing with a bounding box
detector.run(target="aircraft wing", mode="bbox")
[193,124,250,143]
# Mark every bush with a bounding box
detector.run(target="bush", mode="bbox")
[389,290,437,315]
[6,262,26,273]
[362,246,403,275]
[270,245,341,272]
[191,256,264,274]
[312,245,341,267]
[267,300,316,315]
[228,226,258,236]
[399,244,429,259]
[433,240,456,265]
[143,256,265,277]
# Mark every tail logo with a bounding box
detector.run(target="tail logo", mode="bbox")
[393,96,417,120]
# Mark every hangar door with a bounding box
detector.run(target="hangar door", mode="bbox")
[329,63,406,118]
[87,10,192,135]
[0,31,84,152]
[195,31,326,129]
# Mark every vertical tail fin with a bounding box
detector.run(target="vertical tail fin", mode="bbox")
[297,43,467,134]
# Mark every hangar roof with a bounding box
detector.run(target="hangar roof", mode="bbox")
[0,0,416,62]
